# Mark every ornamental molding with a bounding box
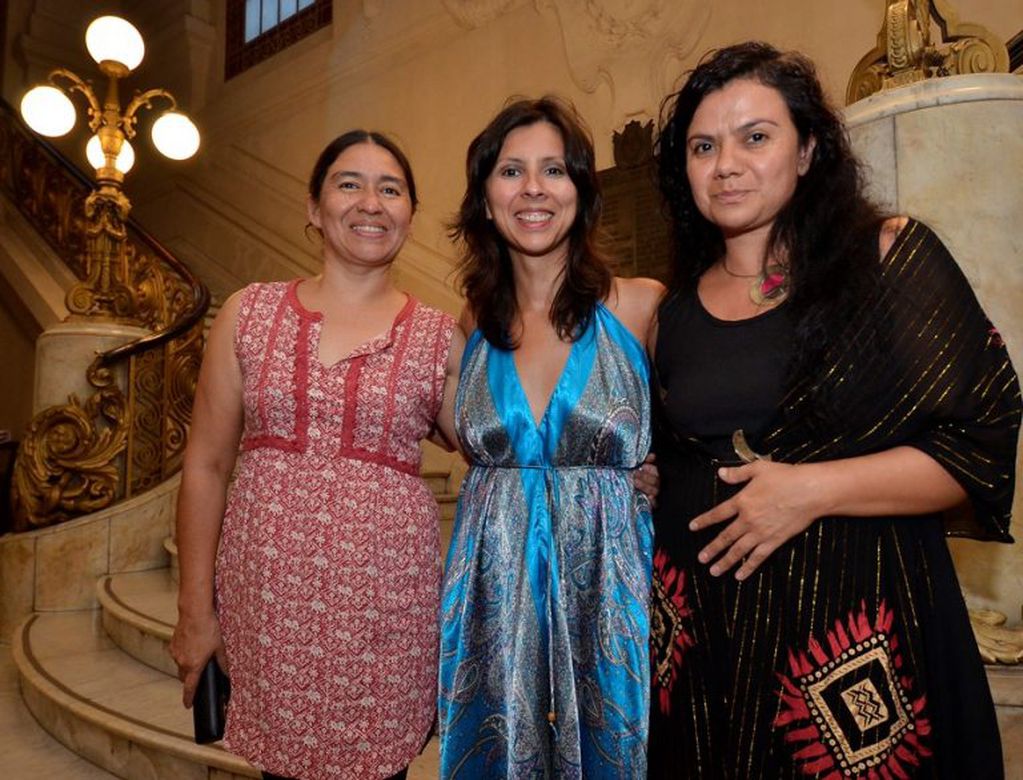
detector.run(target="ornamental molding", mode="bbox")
[441,0,525,28]
[544,0,710,124]
[847,0,1009,104]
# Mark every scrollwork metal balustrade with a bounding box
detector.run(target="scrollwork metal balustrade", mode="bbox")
[0,97,209,530]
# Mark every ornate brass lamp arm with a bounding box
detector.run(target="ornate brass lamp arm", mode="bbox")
[121,88,178,139]
[48,68,102,131]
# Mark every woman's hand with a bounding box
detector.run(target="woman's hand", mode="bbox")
[689,460,821,580]
[169,610,228,708]
[633,452,660,506]
[690,446,969,580]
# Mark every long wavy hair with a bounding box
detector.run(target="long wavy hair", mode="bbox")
[452,96,612,349]
[657,41,886,413]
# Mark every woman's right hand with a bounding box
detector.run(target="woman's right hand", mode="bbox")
[169,610,228,708]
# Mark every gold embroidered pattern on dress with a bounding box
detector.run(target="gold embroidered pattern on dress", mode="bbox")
[775,601,932,777]
[841,677,889,731]
[804,639,911,769]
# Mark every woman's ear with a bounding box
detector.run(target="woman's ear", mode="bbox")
[797,135,817,176]
[306,195,321,229]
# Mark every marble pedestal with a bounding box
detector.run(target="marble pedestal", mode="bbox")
[32,319,148,413]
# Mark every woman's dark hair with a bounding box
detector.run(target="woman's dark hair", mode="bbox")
[657,41,885,410]
[452,96,612,349]
[308,129,418,211]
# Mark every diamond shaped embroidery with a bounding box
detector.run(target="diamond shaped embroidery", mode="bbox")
[805,640,911,768]
[841,678,889,731]
[774,601,932,777]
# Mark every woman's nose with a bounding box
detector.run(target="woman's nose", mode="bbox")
[522,169,545,197]
[358,191,383,211]
[714,141,741,178]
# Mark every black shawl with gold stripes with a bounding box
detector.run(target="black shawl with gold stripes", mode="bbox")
[762,218,1019,541]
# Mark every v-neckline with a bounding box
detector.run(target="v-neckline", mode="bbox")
[287,279,415,370]
[510,337,579,430]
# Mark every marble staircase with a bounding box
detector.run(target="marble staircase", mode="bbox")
[8,470,458,779]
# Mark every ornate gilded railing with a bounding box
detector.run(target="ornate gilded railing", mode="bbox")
[0,97,209,530]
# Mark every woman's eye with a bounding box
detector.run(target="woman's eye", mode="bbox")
[545,165,566,177]
[382,186,402,197]
[338,181,358,190]
[690,142,713,156]
[748,131,767,144]
[499,166,521,178]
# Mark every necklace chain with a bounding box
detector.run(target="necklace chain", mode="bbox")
[719,261,760,280]
[716,260,789,306]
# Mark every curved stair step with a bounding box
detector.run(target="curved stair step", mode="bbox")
[0,642,116,778]
[97,572,177,676]
[13,611,258,779]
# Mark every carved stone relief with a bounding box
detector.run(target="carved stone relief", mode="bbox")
[542,0,710,125]
[441,0,526,29]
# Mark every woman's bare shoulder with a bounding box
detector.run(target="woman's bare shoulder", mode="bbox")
[879,215,911,258]
[607,276,666,343]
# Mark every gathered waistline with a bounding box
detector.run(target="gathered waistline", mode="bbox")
[469,463,637,471]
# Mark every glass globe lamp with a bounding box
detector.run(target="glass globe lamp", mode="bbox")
[85,16,145,72]
[86,134,135,174]
[151,112,201,160]
[20,85,76,137]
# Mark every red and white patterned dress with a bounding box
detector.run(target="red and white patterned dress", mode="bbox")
[215,280,455,778]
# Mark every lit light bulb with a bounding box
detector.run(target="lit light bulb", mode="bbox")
[20,86,76,137]
[85,16,145,71]
[86,135,135,174]
[151,112,200,160]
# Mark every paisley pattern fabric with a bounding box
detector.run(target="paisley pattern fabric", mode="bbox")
[439,304,653,779]
[215,280,454,779]
[648,221,1021,779]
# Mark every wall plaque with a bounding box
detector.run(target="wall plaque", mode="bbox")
[598,120,671,283]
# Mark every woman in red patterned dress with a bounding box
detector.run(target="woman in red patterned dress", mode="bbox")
[170,131,464,779]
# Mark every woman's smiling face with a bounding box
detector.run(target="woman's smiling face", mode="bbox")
[307,141,413,268]
[484,121,579,265]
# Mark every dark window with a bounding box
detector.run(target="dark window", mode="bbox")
[225,0,332,79]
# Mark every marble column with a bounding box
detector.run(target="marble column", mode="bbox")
[33,320,148,413]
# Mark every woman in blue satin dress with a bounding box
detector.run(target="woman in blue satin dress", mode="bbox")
[438,97,664,779]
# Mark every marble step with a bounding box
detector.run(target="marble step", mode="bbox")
[420,468,450,495]
[13,610,258,779]
[1,641,117,778]
[97,571,177,677]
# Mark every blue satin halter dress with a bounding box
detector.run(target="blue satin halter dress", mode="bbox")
[439,304,653,779]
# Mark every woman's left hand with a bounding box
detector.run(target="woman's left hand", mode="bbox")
[633,452,660,507]
[690,460,820,580]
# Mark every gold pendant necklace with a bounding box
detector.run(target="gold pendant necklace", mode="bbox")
[720,261,789,306]
[749,264,788,306]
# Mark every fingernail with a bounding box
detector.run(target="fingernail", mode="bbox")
[709,565,720,576]
[697,552,708,563]
[735,570,746,581]
[689,521,698,531]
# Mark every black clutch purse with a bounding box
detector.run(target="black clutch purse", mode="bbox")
[192,657,231,744]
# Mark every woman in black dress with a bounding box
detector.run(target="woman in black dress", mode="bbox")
[648,41,1020,778]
